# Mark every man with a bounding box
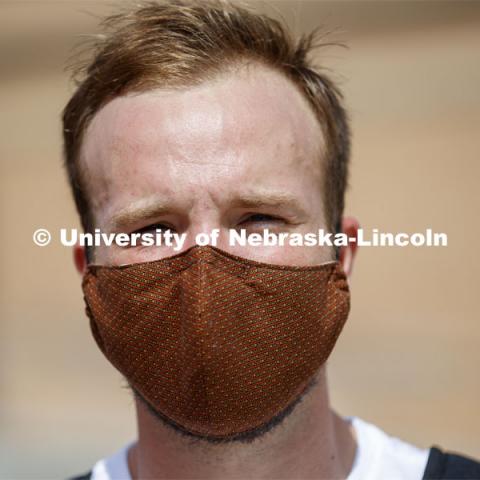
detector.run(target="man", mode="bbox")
[63,1,480,479]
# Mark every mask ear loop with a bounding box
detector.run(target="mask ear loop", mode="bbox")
[334,220,341,261]
[85,244,93,265]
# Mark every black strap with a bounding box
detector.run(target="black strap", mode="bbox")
[68,471,92,480]
[423,446,480,479]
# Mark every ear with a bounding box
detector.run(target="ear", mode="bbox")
[73,244,87,275]
[338,216,360,277]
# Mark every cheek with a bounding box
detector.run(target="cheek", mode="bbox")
[261,246,332,266]
[286,246,334,266]
[229,238,334,267]
[91,244,114,266]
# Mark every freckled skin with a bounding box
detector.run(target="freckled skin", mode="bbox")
[81,64,331,266]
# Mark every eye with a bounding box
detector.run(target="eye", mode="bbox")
[132,223,176,235]
[239,213,284,225]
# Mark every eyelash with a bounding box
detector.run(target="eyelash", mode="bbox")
[132,223,175,235]
[239,213,284,225]
[131,214,285,236]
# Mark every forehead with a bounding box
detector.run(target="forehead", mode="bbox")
[80,64,325,219]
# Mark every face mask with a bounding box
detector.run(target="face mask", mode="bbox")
[82,245,350,438]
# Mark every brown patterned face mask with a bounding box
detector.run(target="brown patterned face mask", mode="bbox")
[82,245,350,438]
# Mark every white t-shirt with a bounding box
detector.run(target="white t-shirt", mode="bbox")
[346,417,429,480]
[89,417,430,480]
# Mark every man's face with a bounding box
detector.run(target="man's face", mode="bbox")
[81,63,332,266]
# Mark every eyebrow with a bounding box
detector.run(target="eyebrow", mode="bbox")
[229,192,309,217]
[109,199,174,231]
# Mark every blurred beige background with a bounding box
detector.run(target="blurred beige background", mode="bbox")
[1,1,479,478]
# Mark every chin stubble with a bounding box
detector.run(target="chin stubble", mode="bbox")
[128,376,319,446]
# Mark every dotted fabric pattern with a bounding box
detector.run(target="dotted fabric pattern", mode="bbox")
[82,245,350,438]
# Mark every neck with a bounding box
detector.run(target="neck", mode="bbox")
[128,368,356,480]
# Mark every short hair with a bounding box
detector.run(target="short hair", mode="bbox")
[62,0,350,235]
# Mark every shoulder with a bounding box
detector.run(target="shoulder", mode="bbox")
[348,417,480,480]
[347,416,430,480]
[423,446,480,480]
[68,442,133,480]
